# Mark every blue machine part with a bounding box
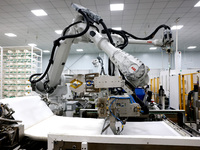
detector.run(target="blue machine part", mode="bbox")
[135,88,145,101]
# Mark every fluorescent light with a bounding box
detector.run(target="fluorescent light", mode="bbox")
[149,47,157,50]
[28,43,37,47]
[171,25,183,30]
[55,30,63,34]
[43,50,50,53]
[110,3,124,11]
[5,33,17,37]
[112,27,122,30]
[31,9,47,16]
[194,1,200,7]
[187,46,197,49]
[76,49,83,52]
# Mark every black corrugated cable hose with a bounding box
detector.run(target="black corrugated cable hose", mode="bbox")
[132,94,149,114]
[29,9,90,84]
[102,24,171,50]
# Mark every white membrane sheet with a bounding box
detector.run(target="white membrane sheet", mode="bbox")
[25,115,104,140]
[0,96,53,129]
[0,96,104,140]
[104,121,182,136]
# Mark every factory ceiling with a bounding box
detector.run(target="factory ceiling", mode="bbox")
[0,0,200,54]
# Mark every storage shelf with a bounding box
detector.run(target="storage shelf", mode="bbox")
[0,46,42,98]
[0,47,2,99]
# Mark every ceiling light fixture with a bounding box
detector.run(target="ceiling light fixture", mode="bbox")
[28,43,37,47]
[187,46,197,49]
[171,25,183,30]
[110,3,124,11]
[55,30,63,34]
[43,50,50,53]
[76,49,83,52]
[5,33,17,37]
[31,9,47,16]
[112,27,122,30]
[149,47,157,50]
[194,1,200,7]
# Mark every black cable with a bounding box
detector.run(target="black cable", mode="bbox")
[99,20,114,46]
[108,59,111,75]
[112,62,115,76]
[106,29,128,49]
[97,56,106,75]
[100,67,106,75]
[116,31,128,49]
[102,24,170,49]
[122,24,170,40]
[29,44,57,83]
[62,21,82,36]
[107,58,115,76]
[55,10,90,43]
[29,10,90,84]
[132,94,149,114]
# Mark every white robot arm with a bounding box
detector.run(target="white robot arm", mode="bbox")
[29,9,90,95]
[81,26,150,88]
[30,3,172,96]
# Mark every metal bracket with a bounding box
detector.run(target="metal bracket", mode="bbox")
[94,75,124,88]
[122,84,133,95]
[81,142,88,150]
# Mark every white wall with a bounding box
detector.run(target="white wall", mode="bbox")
[42,53,99,73]
[182,51,200,70]
[42,54,50,72]
[42,51,200,73]
[129,52,169,70]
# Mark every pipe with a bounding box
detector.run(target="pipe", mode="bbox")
[0,117,22,123]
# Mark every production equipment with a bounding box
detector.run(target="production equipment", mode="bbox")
[2,3,200,150]
[0,103,24,150]
[187,85,200,131]
[29,3,173,134]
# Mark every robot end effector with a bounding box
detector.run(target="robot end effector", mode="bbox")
[162,29,173,53]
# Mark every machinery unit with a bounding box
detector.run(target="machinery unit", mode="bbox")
[0,103,24,150]
[2,3,199,150]
[28,3,173,135]
[65,101,78,117]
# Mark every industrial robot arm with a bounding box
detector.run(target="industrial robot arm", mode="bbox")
[30,3,172,97]
[29,8,90,95]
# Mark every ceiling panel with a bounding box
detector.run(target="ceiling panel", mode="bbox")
[51,1,68,8]
[0,0,199,55]
[166,0,184,8]
[125,4,138,10]
[37,2,55,9]
[94,0,110,5]
[152,2,168,9]
[136,9,151,15]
